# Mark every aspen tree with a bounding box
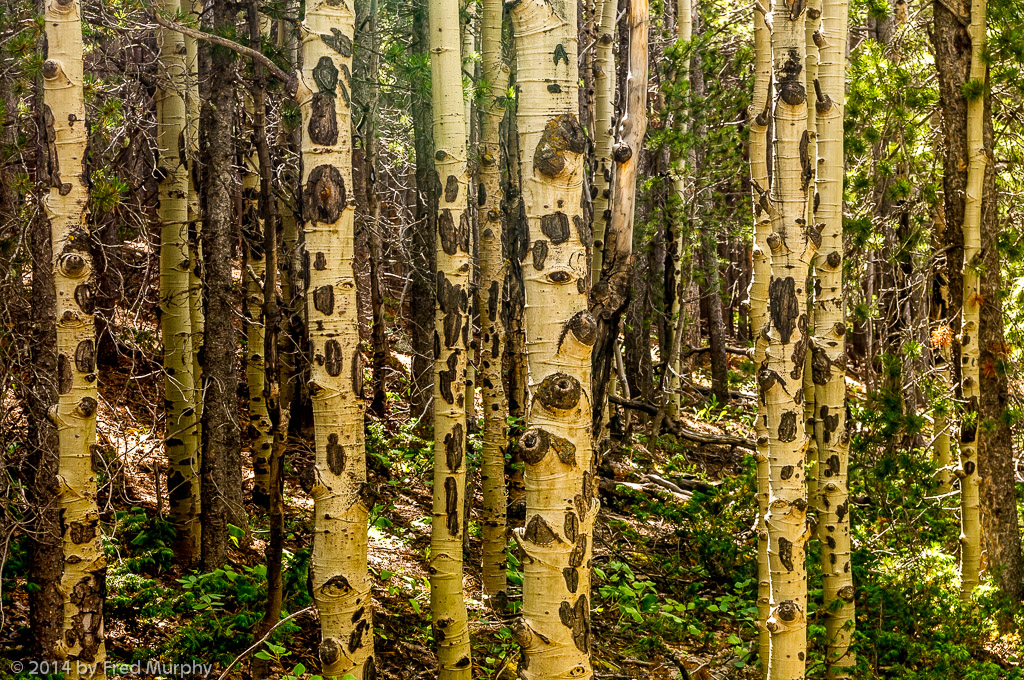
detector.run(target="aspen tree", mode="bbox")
[157,0,200,562]
[813,0,853,669]
[242,100,273,509]
[958,0,985,601]
[298,0,375,672]
[478,0,510,609]
[802,0,819,504]
[185,0,202,468]
[747,0,772,671]
[763,0,817,674]
[427,0,473,665]
[509,0,602,674]
[42,0,107,670]
[590,0,615,278]
[665,0,691,418]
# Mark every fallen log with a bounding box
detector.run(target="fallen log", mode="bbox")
[608,395,756,449]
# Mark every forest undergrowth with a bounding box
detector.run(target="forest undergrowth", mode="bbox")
[2,346,1019,680]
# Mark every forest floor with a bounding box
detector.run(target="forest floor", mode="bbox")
[2,345,1022,680]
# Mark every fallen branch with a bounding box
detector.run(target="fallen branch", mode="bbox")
[608,395,755,449]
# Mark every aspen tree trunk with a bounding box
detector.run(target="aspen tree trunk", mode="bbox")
[242,98,273,509]
[977,93,1024,602]
[958,0,985,601]
[802,0,819,508]
[157,0,200,561]
[591,0,648,439]
[185,0,203,471]
[298,0,375,673]
[509,0,609,673]
[590,0,615,278]
[746,0,772,672]
[427,0,473,667]
[814,0,853,671]
[665,0,691,418]
[42,0,107,670]
[478,0,510,610]
[763,0,816,675]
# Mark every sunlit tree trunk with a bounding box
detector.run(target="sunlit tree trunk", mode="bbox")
[427,0,473,667]
[157,0,200,561]
[478,0,510,611]
[746,0,772,673]
[298,0,375,673]
[42,0,107,671]
[802,0,819,510]
[814,0,853,671]
[508,0,607,674]
[958,0,985,601]
[185,0,203,478]
[590,0,615,278]
[763,0,816,675]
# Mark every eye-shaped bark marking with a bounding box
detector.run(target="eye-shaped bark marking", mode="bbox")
[777,599,800,623]
[445,422,464,472]
[778,536,794,571]
[563,567,579,593]
[558,310,598,352]
[314,251,328,270]
[76,397,97,417]
[74,339,95,373]
[445,477,460,536]
[323,574,353,593]
[535,372,582,411]
[778,48,806,105]
[438,209,458,256]
[313,285,335,315]
[826,250,842,269]
[309,93,339,145]
[964,460,976,475]
[444,175,460,203]
[437,350,460,405]
[324,339,343,376]
[548,270,572,284]
[68,520,97,544]
[312,56,339,95]
[778,411,797,442]
[524,514,558,545]
[517,428,576,466]
[74,283,94,314]
[541,212,570,244]
[780,465,794,480]
[320,27,353,56]
[533,114,586,178]
[811,345,832,385]
[770,276,799,344]
[58,354,73,394]
[306,165,346,224]
[532,239,548,270]
[326,433,346,474]
[558,595,590,653]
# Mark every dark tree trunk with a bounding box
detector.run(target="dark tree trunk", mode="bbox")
[26,175,62,660]
[978,85,1024,603]
[199,0,244,570]
[689,20,727,404]
[408,3,437,429]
